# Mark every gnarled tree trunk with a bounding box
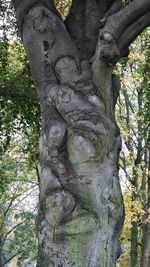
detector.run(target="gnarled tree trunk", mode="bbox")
[12,0,150,266]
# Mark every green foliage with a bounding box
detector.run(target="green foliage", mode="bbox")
[0,41,40,157]
[0,149,38,266]
[54,0,72,18]
[0,1,39,264]
[0,0,40,157]
[123,0,134,5]
[8,212,37,266]
[0,0,18,38]
[116,29,150,267]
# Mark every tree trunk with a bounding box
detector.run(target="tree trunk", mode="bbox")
[36,56,124,266]
[131,222,138,267]
[130,169,138,267]
[12,1,140,266]
[140,148,150,267]
[130,88,143,267]
[25,11,123,267]
[0,247,3,267]
[0,232,4,267]
[141,223,150,267]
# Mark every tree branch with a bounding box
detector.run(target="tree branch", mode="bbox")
[12,0,59,30]
[1,222,24,247]
[2,253,18,267]
[105,0,150,40]
[65,0,122,56]
[118,11,150,56]
[0,87,39,102]
[96,0,122,14]
[94,0,150,64]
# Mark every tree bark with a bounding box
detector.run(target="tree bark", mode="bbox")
[12,0,150,266]
[0,238,3,267]
[130,175,138,267]
[141,223,150,267]
[140,148,150,267]
[131,221,138,267]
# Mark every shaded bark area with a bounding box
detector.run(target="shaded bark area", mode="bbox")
[12,0,150,266]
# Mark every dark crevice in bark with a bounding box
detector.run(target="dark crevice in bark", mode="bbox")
[43,40,50,51]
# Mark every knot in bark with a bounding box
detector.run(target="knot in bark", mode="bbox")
[99,31,120,63]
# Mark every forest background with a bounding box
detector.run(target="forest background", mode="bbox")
[0,0,149,266]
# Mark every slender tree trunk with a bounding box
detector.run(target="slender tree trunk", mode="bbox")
[131,221,138,267]
[123,89,139,267]
[0,249,2,267]
[141,223,150,267]
[140,148,150,267]
[0,229,4,267]
[12,0,150,266]
[130,170,138,267]
[130,88,143,267]
[0,237,4,267]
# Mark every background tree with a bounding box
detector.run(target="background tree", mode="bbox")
[116,31,150,267]
[0,2,39,266]
[10,0,150,266]
[0,0,40,157]
[0,145,38,267]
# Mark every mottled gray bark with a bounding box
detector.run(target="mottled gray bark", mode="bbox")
[12,0,150,266]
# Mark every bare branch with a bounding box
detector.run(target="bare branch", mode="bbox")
[118,11,150,56]
[1,222,24,247]
[94,0,150,64]
[0,87,39,102]
[2,253,18,267]
[3,197,16,219]
[105,0,150,39]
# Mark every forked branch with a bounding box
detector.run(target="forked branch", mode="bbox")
[65,0,123,56]
[104,0,150,40]
[96,0,150,62]
[119,11,150,56]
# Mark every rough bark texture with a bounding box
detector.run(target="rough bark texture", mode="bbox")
[12,0,150,266]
